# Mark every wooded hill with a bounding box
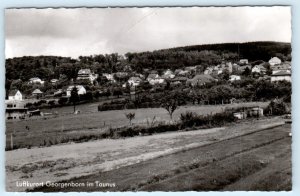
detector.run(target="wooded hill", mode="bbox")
[6,41,291,83]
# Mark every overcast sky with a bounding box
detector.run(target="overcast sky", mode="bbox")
[5,6,291,59]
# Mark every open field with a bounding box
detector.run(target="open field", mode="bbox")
[5,102,268,150]
[5,116,290,191]
[33,123,292,192]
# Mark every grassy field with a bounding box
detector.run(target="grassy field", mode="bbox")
[27,122,291,192]
[6,102,269,150]
[6,117,288,191]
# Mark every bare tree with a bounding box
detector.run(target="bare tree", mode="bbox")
[125,112,135,126]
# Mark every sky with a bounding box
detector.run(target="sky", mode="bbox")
[5,6,291,59]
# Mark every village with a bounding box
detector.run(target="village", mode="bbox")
[5,56,291,121]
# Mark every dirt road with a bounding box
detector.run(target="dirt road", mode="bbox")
[6,116,291,191]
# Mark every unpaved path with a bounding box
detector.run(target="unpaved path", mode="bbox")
[6,117,286,191]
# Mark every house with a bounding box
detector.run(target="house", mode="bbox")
[177,70,190,76]
[268,57,282,66]
[128,77,142,87]
[186,74,216,86]
[147,74,165,85]
[103,73,116,83]
[50,79,59,84]
[32,89,43,98]
[77,69,98,83]
[171,77,188,85]
[204,67,214,75]
[185,66,197,72]
[239,59,249,65]
[5,100,28,120]
[29,77,44,85]
[229,75,241,81]
[163,69,175,79]
[252,64,267,74]
[272,62,291,74]
[8,90,22,101]
[53,89,63,96]
[66,85,87,97]
[238,65,252,72]
[271,70,291,83]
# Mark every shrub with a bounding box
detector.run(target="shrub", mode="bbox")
[265,100,287,115]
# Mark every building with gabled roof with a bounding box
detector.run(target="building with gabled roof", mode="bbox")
[8,90,22,101]
[271,70,291,82]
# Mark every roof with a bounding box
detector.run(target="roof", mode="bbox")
[9,90,20,96]
[188,74,215,85]
[271,70,291,76]
[269,57,281,62]
[78,69,92,74]
[67,85,85,91]
[129,77,142,82]
[147,74,159,80]
[172,77,188,81]
[29,77,41,81]
[32,89,43,94]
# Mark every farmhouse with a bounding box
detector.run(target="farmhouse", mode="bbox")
[128,77,142,87]
[77,69,98,83]
[8,90,22,101]
[29,77,44,85]
[187,74,215,86]
[66,85,87,97]
[271,70,291,83]
[5,100,28,120]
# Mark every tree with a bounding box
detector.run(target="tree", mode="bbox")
[161,96,178,120]
[69,86,79,113]
[125,112,135,126]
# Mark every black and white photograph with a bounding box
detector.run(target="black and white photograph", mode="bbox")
[5,7,292,192]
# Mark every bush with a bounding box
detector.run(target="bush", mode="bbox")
[265,100,287,116]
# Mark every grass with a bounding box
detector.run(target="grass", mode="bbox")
[6,102,268,150]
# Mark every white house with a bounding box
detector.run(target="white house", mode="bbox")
[239,59,249,65]
[271,70,291,83]
[272,62,291,74]
[163,69,175,79]
[229,75,241,81]
[252,64,267,74]
[268,57,282,66]
[29,77,44,85]
[147,74,165,85]
[128,77,142,87]
[103,73,116,83]
[8,90,22,101]
[77,69,98,83]
[66,85,87,97]
[204,67,214,75]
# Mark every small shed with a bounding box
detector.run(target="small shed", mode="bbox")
[248,107,264,117]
